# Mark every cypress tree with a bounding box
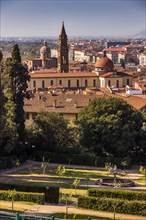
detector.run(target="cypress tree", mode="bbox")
[11,44,30,142]
[1,58,18,155]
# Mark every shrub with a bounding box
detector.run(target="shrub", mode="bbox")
[33,151,132,168]
[78,196,146,216]
[0,190,45,204]
[0,155,17,169]
[0,183,59,203]
[88,188,146,201]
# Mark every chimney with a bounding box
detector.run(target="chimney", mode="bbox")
[53,99,57,108]
[103,50,107,57]
[74,101,78,108]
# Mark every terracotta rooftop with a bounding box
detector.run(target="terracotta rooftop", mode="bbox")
[29,71,97,78]
[99,71,133,78]
[95,57,114,69]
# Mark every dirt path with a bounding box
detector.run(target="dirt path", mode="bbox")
[0,201,145,220]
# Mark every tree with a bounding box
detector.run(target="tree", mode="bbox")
[72,177,80,196]
[1,58,18,155]
[11,44,30,142]
[41,157,50,175]
[8,189,17,210]
[27,112,74,153]
[56,165,66,180]
[77,97,144,158]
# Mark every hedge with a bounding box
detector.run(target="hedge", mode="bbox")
[33,151,132,168]
[78,196,146,216]
[0,190,45,204]
[88,188,146,201]
[0,155,17,169]
[0,183,59,204]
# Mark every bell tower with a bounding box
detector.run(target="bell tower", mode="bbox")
[58,22,69,73]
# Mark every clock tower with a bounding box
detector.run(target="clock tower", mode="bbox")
[58,22,69,73]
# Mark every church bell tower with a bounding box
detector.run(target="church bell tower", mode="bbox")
[58,22,69,73]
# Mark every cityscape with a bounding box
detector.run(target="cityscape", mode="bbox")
[0,0,146,219]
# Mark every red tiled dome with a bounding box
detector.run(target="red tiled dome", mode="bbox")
[95,57,114,69]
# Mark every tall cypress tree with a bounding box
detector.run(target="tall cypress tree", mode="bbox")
[1,58,18,155]
[11,44,30,141]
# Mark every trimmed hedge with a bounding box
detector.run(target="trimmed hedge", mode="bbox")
[33,150,132,168]
[0,155,17,169]
[0,183,59,204]
[78,196,146,216]
[0,190,45,204]
[88,188,146,201]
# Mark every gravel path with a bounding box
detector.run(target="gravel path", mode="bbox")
[0,201,146,220]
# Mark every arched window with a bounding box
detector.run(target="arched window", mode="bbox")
[116,80,119,88]
[127,78,130,85]
[42,80,45,88]
[85,79,88,87]
[77,80,79,87]
[33,80,36,88]
[108,80,111,87]
[51,80,53,86]
[93,79,96,87]
[68,80,71,87]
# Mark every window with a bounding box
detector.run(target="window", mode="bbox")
[108,80,111,87]
[127,78,130,86]
[42,80,45,88]
[59,80,62,85]
[77,80,79,87]
[93,79,96,87]
[33,80,36,88]
[51,80,53,86]
[68,80,71,87]
[116,80,119,88]
[85,79,88,87]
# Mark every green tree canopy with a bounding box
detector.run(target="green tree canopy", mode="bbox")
[11,44,30,141]
[26,112,75,153]
[77,97,144,158]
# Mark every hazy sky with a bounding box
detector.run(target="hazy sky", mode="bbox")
[1,0,146,37]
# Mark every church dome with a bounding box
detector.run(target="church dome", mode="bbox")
[95,57,114,69]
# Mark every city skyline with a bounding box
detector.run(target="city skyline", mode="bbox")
[1,0,146,37]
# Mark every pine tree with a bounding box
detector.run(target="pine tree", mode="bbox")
[11,44,30,141]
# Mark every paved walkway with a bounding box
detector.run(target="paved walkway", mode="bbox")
[0,201,145,220]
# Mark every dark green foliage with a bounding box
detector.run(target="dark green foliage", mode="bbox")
[0,50,3,62]
[0,190,45,204]
[11,44,30,141]
[0,183,59,203]
[0,155,17,169]
[77,97,144,158]
[1,58,18,154]
[33,151,132,168]
[26,112,75,153]
[88,188,146,201]
[78,196,146,216]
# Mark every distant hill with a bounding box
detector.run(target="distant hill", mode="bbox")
[134,30,146,38]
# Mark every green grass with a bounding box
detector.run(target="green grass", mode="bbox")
[16,166,108,179]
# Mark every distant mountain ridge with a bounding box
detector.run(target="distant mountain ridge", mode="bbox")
[134,30,145,38]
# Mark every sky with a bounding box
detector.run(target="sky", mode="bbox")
[0,0,146,37]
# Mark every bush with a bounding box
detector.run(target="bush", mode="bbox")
[33,151,132,168]
[0,190,45,204]
[88,188,146,201]
[0,183,59,203]
[78,196,146,216]
[0,155,17,169]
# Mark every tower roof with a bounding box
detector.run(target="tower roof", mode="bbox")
[60,22,67,37]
